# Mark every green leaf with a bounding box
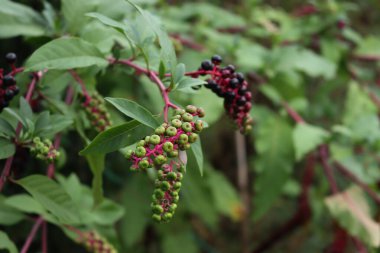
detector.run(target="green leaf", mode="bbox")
[173,63,185,85]
[161,230,197,253]
[62,0,99,34]
[85,153,105,207]
[16,175,80,225]
[0,138,15,160]
[25,37,108,71]
[0,0,46,38]
[0,118,15,137]
[176,77,206,91]
[4,194,46,215]
[354,36,380,59]
[188,139,203,176]
[86,12,126,33]
[80,120,149,154]
[105,97,159,129]
[0,195,24,226]
[19,97,33,121]
[325,186,380,247]
[293,123,330,161]
[253,113,294,220]
[0,231,18,253]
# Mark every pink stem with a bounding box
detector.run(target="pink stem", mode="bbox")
[319,145,339,194]
[0,73,41,192]
[42,221,48,253]
[20,216,44,253]
[282,102,305,124]
[68,70,89,98]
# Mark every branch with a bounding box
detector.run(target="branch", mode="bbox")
[319,145,339,194]
[334,161,380,205]
[282,102,305,124]
[20,216,44,253]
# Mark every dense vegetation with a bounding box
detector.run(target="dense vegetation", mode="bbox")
[0,0,379,252]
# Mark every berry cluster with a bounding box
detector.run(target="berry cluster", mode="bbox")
[124,105,206,222]
[80,231,117,253]
[151,164,184,223]
[0,53,20,113]
[80,91,112,132]
[30,137,60,163]
[197,55,253,134]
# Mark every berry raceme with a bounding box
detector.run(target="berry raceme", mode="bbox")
[124,105,206,222]
[29,137,60,163]
[80,91,112,132]
[0,53,20,113]
[197,55,253,134]
[79,231,117,253]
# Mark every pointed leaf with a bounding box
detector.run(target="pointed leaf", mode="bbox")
[0,231,18,253]
[0,138,15,160]
[85,153,105,207]
[188,139,203,176]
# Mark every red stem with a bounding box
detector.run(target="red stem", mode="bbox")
[334,161,380,205]
[282,102,305,124]
[20,216,44,253]
[42,221,48,253]
[319,145,339,194]
[68,70,89,99]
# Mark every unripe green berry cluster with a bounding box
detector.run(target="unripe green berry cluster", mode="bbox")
[80,231,117,253]
[124,105,205,171]
[80,91,112,132]
[30,137,60,163]
[151,164,185,223]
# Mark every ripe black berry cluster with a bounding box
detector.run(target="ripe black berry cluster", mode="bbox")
[30,137,60,163]
[151,164,184,223]
[80,92,112,132]
[80,231,117,253]
[124,105,206,222]
[0,53,20,113]
[197,55,253,134]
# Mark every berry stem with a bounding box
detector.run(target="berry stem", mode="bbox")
[68,70,90,100]
[42,220,48,253]
[0,72,41,192]
[282,101,305,124]
[20,216,44,253]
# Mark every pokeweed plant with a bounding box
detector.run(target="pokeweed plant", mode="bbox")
[0,1,380,253]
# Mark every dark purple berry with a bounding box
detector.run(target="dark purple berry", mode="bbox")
[226,64,235,73]
[4,89,14,101]
[205,79,217,89]
[238,87,248,96]
[1,100,9,108]
[237,96,247,106]
[224,91,235,102]
[236,72,245,82]
[3,76,15,87]
[201,60,213,71]
[211,55,222,65]
[12,86,19,95]
[5,52,17,64]
[229,78,239,88]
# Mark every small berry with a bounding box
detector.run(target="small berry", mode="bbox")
[2,76,15,87]
[181,122,192,132]
[138,159,150,169]
[178,134,188,144]
[169,204,177,212]
[205,79,217,89]
[160,181,171,191]
[201,60,213,71]
[168,150,178,158]
[185,105,197,114]
[150,134,161,145]
[236,72,245,82]
[162,212,173,221]
[166,126,177,136]
[229,78,239,88]
[135,146,146,157]
[152,205,164,214]
[154,189,165,199]
[154,155,167,165]
[163,142,174,152]
[173,182,182,190]
[171,119,182,128]
[152,214,162,222]
[5,52,17,64]
[226,64,235,73]
[188,133,198,143]
[136,140,145,147]
[167,172,177,181]
[237,97,247,106]
[174,109,185,115]
[182,113,193,122]
[194,120,204,132]
[211,55,222,65]
[197,107,205,117]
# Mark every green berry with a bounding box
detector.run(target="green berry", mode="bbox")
[181,122,192,132]
[33,137,40,143]
[174,109,185,115]
[161,181,171,191]
[194,120,204,132]
[197,107,205,117]
[185,105,197,114]
[42,146,50,155]
[124,150,134,159]
[138,159,150,169]
[152,214,162,222]
[166,126,177,136]
[182,113,193,122]
[171,191,179,197]
[136,140,145,147]
[163,142,174,152]
[177,172,183,181]
[162,213,173,221]
[179,143,190,150]
[155,126,166,135]
[172,195,179,203]
[178,134,188,144]
[173,182,182,190]
[150,134,161,145]
[152,205,164,214]
[171,115,182,120]
[168,150,178,158]
[144,136,150,143]
[169,204,177,212]
[157,170,165,180]
[188,133,198,143]
[135,146,146,157]
[167,172,177,181]
[171,119,182,128]
[44,139,52,146]
[154,154,167,165]
[154,189,165,199]
[179,164,186,173]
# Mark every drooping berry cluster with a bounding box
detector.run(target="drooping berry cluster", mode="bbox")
[80,231,117,253]
[197,55,253,134]
[124,105,205,171]
[151,164,184,223]
[124,105,206,222]
[29,137,60,163]
[80,91,112,132]
[0,53,20,113]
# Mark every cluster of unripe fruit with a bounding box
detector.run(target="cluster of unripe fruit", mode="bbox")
[29,137,60,163]
[151,164,185,223]
[80,92,112,132]
[0,53,20,113]
[124,105,206,222]
[80,231,117,253]
[196,55,253,134]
